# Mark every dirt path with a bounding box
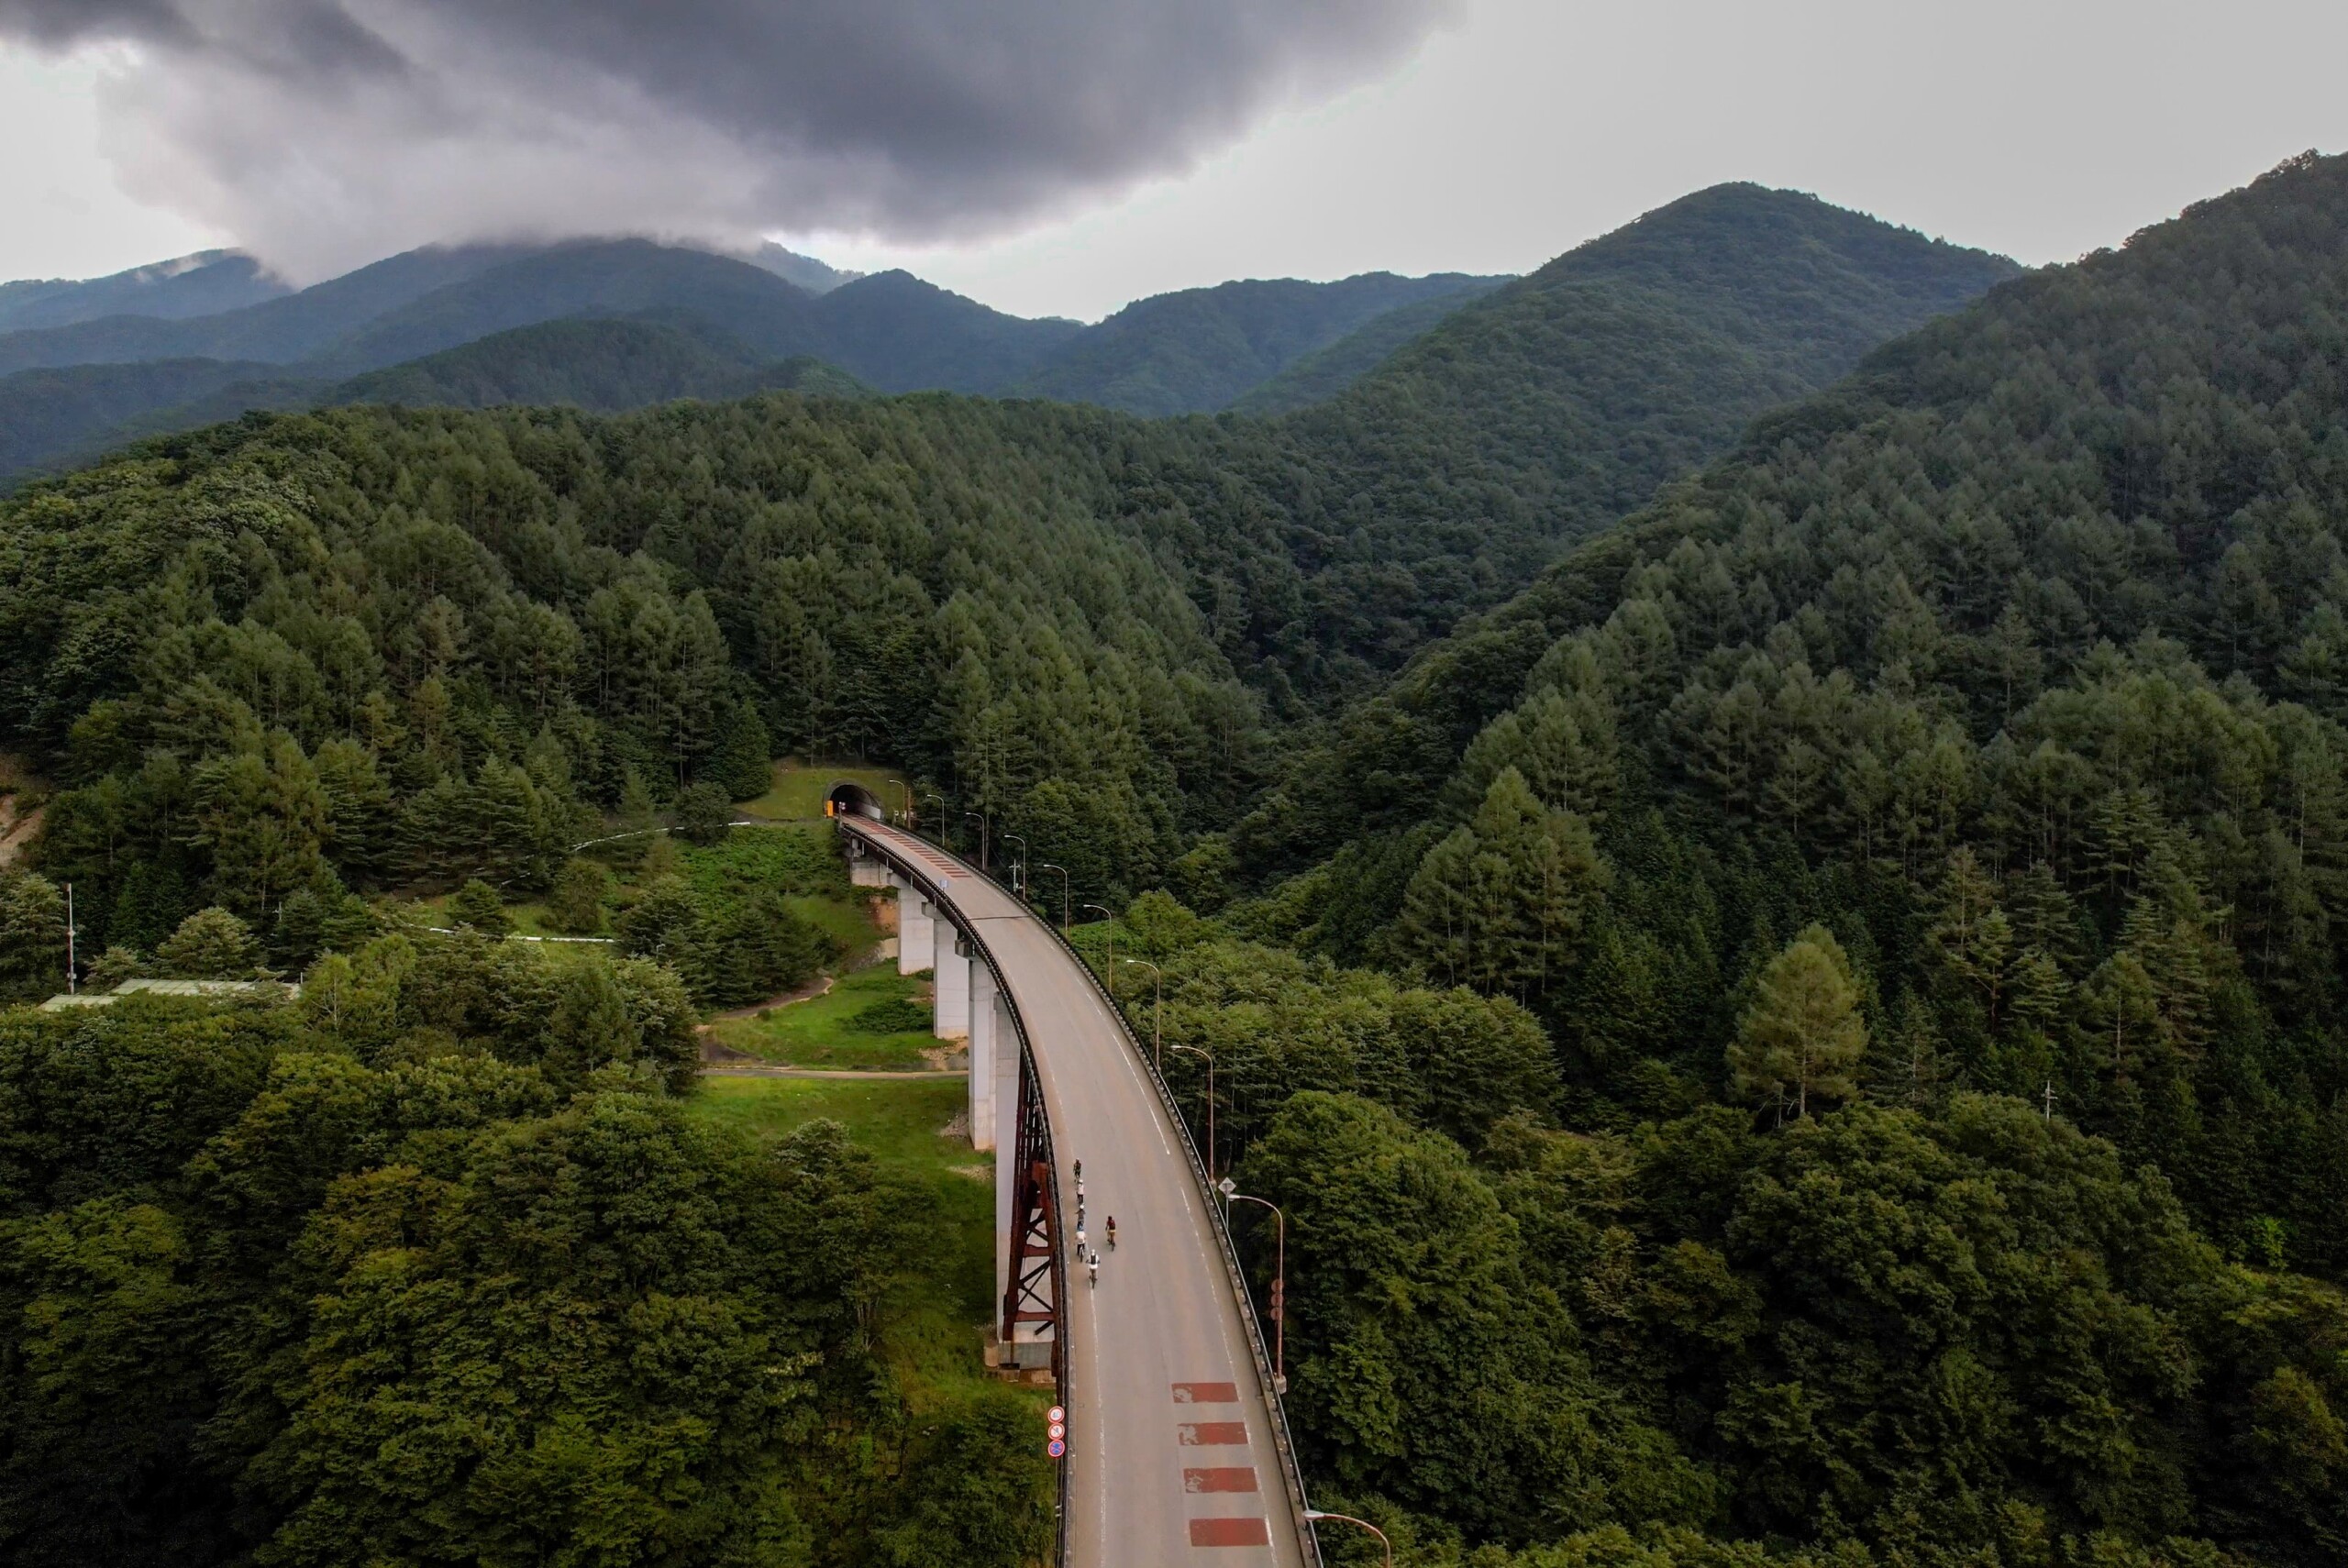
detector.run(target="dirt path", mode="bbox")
[700,973,835,1026]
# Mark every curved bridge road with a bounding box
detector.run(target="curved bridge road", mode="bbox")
[839,819,1315,1568]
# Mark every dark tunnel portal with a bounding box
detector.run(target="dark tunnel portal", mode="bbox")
[826,782,886,821]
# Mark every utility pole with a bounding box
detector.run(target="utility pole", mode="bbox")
[2043,1080,2057,1121]
[64,881,76,995]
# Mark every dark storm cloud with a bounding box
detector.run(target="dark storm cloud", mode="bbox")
[0,0,192,45]
[0,0,1457,279]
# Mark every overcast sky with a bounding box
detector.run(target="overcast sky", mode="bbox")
[2,0,2342,322]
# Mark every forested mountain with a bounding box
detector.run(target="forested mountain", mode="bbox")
[0,393,1262,947]
[0,249,288,332]
[1128,149,2348,1565]
[1237,183,2024,674]
[808,270,1081,392]
[1228,286,1488,414]
[330,319,872,409]
[748,240,864,293]
[0,243,532,374]
[0,358,296,480]
[1007,271,1504,415]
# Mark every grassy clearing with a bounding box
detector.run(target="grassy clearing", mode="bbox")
[687,1076,1002,1402]
[742,759,905,822]
[709,960,937,1069]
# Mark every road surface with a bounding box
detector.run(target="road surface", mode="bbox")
[841,819,1314,1568]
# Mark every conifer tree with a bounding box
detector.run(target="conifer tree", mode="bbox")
[1393,768,1609,999]
[1730,923,1867,1120]
[155,906,263,978]
[449,879,511,937]
[0,872,66,1001]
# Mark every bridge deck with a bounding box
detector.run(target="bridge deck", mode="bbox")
[842,820,1311,1568]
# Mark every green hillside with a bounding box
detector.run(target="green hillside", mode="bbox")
[1227,287,1492,414]
[808,269,1081,392]
[0,242,532,374]
[1252,182,2026,673]
[1008,271,1504,415]
[0,249,288,332]
[329,318,871,410]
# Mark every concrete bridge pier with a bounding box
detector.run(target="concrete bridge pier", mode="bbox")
[896,877,933,978]
[933,918,970,1038]
[969,960,999,1149]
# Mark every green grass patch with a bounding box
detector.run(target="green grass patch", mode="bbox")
[710,962,938,1069]
[681,823,852,900]
[686,1076,1003,1403]
[743,759,904,822]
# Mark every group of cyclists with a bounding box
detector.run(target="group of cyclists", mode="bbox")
[1073,1160,1114,1286]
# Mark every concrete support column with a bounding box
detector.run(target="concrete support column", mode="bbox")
[933,916,970,1039]
[896,876,932,977]
[968,959,999,1151]
[993,989,1020,1319]
[848,854,890,889]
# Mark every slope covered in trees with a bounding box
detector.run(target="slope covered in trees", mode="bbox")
[1228,286,1490,414]
[1008,271,1504,415]
[329,318,872,410]
[1224,183,2023,679]
[0,939,1051,1567]
[0,393,1265,956]
[0,249,288,333]
[1150,153,2348,1565]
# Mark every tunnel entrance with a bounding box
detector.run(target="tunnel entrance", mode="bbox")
[825,782,886,821]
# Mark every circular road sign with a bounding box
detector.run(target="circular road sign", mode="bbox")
[1047,1439,1067,1458]
[1047,1406,1066,1424]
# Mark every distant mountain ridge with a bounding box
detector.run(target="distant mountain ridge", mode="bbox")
[0,249,291,333]
[0,237,1520,480]
[1007,271,1506,416]
[0,192,2019,499]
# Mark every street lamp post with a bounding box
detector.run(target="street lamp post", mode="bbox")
[1119,957,1162,1072]
[1304,1511,1392,1568]
[1081,902,1114,984]
[1224,1190,1286,1391]
[1036,864,1070,931]
[1170,1043,1216,1183]
[919,790,947,840]
[964,811,990,870]
[1001,833,1027,897]
[887,777,911,824]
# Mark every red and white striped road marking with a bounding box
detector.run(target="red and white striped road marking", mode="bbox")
[1172,1384,1267,1550]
